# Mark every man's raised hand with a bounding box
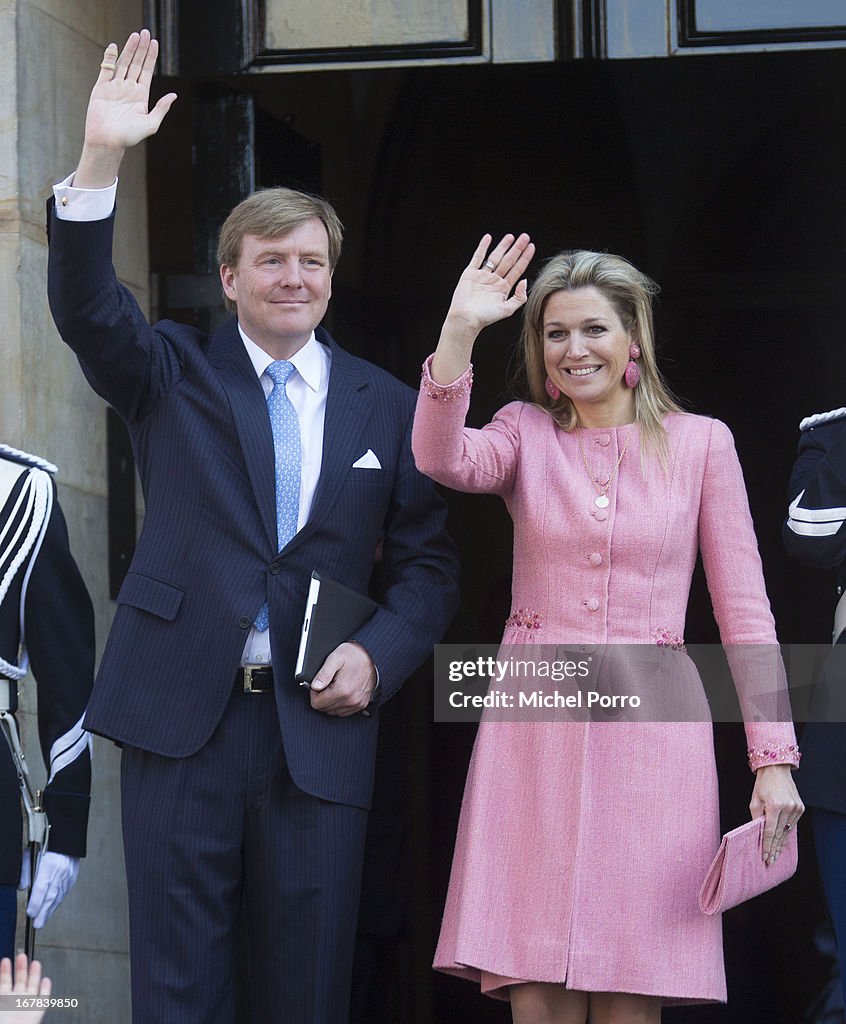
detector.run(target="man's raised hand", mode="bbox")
[75,29,177,187]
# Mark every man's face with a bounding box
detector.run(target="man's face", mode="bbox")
[219,218,333,358]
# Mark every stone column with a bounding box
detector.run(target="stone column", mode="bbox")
[5,1,147,1018]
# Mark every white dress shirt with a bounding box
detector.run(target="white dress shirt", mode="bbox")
[239,331,329,664]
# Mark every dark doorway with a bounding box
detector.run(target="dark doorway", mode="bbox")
[147,46,846,1024]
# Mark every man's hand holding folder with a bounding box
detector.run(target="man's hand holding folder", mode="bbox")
[296,572,379,716]
[310,642,377,717]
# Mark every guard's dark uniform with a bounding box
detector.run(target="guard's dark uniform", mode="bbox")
[786,406,846,576]
[784,406,846,1008]
[0,446,95,958]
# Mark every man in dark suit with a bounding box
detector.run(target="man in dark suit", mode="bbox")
[0,448,94,960]
[47,29,459,1024]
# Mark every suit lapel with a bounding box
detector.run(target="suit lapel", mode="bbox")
[207,320,278,551]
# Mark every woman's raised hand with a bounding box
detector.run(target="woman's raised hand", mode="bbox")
[431,233,534,385]
[446,234,535,333]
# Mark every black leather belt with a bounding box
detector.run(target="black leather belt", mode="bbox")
[235,666,273,693]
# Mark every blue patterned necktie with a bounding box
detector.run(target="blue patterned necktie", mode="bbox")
[254,359,302,631]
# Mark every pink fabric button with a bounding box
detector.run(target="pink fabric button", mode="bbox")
[592,508,608,522]
[589,552,602,567]
[587,597,600,611]
[596,434,611,446]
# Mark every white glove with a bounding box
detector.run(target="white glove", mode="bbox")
[19,851,79,930]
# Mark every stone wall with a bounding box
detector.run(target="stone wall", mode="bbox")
[6,1,147,1018]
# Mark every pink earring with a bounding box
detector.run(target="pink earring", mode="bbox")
[625,342,640,389]
[545,377,560,401]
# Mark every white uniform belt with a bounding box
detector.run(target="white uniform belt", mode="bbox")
[0,678,14,713]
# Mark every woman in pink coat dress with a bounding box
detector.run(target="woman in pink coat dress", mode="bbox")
[412,234,804,1024]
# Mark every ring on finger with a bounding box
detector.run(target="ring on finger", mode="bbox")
[783,822,792,831]
[483,259,498,272]
[100,60,116,70]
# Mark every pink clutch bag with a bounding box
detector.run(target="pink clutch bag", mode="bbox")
[699,816,798,916]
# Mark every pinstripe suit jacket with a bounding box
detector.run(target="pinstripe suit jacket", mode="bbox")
[46,204,459,810]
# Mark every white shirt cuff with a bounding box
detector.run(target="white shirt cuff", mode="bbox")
[53,172,118,222]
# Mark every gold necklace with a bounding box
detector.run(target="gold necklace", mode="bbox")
[576,428,632,508]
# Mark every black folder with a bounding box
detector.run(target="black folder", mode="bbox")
[295,572,379,684]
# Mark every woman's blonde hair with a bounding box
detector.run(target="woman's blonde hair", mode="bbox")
[518,250,682,461]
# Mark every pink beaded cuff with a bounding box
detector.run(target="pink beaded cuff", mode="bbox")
[747,744,801,772]
[420,357,474,401]
[505,609,542,631]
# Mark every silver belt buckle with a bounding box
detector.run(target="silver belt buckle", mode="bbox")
[243,665,262,693]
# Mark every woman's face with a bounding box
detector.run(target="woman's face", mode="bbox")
[542,286,636,427]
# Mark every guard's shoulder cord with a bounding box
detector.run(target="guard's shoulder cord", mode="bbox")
[0,464,53,680]
[799,407,846,432]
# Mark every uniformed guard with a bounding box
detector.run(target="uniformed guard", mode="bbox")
[0,445,94,959]
[786,406,846,584]
[785,405,846,1012]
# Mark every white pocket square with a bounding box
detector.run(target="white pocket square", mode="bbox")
[352,449,382,470]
